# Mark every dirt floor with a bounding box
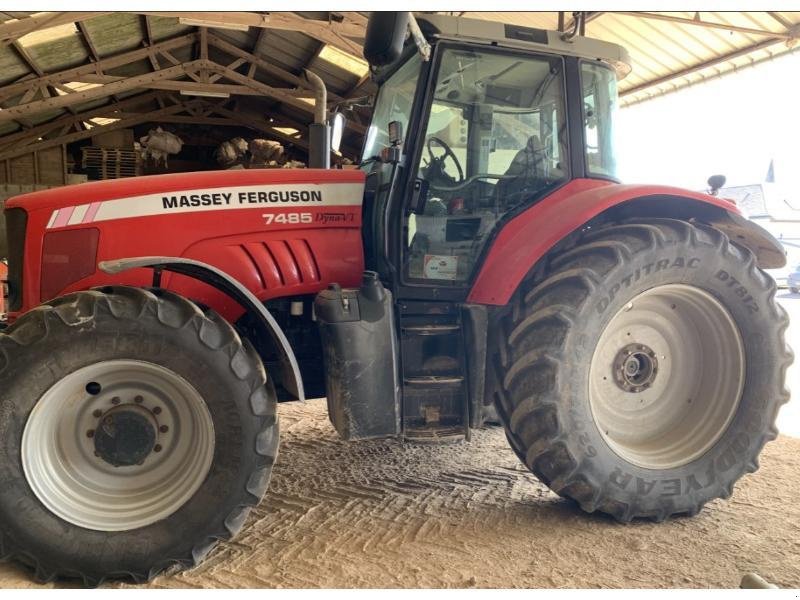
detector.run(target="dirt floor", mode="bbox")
[1,396,799,589]
[2,295,800,589]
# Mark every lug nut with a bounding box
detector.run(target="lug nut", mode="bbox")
[159,425,169,433]
[86,429,95,438]
[92,409,103,418]
[152,407,162,415]
[153,444,162,453]
[134,395,143,403]
[111,396,121,405]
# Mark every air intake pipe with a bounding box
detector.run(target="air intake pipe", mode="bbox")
[305,69,330,169]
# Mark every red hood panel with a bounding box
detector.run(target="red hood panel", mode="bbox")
[7,168,366,212]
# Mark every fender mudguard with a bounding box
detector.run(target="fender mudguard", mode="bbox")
[99,256,305,401]
[468,179,786,306]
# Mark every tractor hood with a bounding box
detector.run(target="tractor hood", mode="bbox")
[5,168,367,321]
[6,168,366,215]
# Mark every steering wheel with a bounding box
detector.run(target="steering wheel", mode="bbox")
[426,136,465,184]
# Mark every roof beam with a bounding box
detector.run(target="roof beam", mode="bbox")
[0,60,204,124]
[141,15,161,71]
[0,12,110,45]
[202,60,318,114]
[139,11,364,56]
[767,12,794,30]
[621,35,787,100]
[206,32,343,102]
[11,40,43,76]
[614,11,794,39]
[0,32,197,103]
[0,101,188,161]
[0,91,165,151]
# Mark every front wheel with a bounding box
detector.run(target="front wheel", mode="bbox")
[0,287,279,585]
[490,219,792,521]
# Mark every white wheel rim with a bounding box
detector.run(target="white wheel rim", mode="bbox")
[589,284,745,470]
[22,360,215,531]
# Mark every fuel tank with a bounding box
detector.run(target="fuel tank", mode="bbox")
[5,168,366,321]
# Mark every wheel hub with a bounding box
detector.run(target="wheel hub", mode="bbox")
[613,343,659,393]
[22,359,215,531]
[588,284,745,470]
[93,405,158,467]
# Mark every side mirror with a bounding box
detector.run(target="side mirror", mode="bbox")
[330,112,345,154]
[364,12,409,67]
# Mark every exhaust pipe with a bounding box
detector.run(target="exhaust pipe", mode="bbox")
[305,69,330,169]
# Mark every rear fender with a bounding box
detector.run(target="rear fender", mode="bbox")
[468,179,786,306]
[99,256,305,401]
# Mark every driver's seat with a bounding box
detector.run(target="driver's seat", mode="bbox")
[494,135,545,210]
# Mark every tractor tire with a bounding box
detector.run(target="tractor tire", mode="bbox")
[489,218,792,521]
[0,286,279,585]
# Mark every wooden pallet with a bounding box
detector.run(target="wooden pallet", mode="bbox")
[81,146,142,180]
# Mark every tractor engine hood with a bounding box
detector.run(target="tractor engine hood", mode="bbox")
[5,168,367,321]
[6,169,366,216]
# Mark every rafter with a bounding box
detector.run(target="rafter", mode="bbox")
[614,11,795,39]
[0,91,165,152]
[207,32,343,101]
[141,15,160,71]
[0,61,203,124]
[621,35,787,101]
[0,12,110,46]
[138,11,364,56]
[0,32,197,103]
[0,101,189,161]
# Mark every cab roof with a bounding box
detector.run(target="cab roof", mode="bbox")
[417,14,632,80]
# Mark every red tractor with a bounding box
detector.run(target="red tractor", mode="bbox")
[0,13,791,585]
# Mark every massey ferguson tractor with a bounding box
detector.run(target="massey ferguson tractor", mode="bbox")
[0,12,791,585]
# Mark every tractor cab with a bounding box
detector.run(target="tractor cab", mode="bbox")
[358,13,629,293]
[339,14,632,438]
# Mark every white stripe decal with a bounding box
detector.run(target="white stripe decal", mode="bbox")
[86,182,365,226]
[46,210,58,229]
[67,204,90,225]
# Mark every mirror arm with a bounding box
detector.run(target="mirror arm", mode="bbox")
[408,13,431,62]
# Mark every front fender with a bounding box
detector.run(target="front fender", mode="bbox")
[468,179,786,306]
[99,256,305,401]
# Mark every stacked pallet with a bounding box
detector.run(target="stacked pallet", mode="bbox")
[81,147,142,180]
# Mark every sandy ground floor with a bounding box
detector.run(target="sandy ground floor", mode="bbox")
[1,395,798,589]
[2,296,799,589]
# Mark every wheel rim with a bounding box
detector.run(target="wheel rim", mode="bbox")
[22,360,215,531]
[589,284,745,470]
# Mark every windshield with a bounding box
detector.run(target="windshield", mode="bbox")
[362,54,422,161]
[582,62,619,179]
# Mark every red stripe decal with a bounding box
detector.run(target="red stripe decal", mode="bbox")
[83,202,102,223]
[53,206,75,228]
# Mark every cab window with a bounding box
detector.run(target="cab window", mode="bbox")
[405,47,568,284]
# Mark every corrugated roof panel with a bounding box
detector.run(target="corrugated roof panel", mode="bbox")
[461,11,800,106]
[81,13,144,57]
[146,15,193,42]
[21,28,88,73]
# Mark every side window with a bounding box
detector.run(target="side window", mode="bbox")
[582,62,619,179]
[404,47,568,284]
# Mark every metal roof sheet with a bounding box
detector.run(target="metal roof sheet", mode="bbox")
[462,11,800,106]
[0,11,797,158]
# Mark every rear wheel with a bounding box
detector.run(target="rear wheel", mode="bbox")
[490,219,792,521]
[0,287,279,585]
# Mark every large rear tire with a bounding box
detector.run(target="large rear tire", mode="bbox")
[489,219,792,521]
[0,286,279,585]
